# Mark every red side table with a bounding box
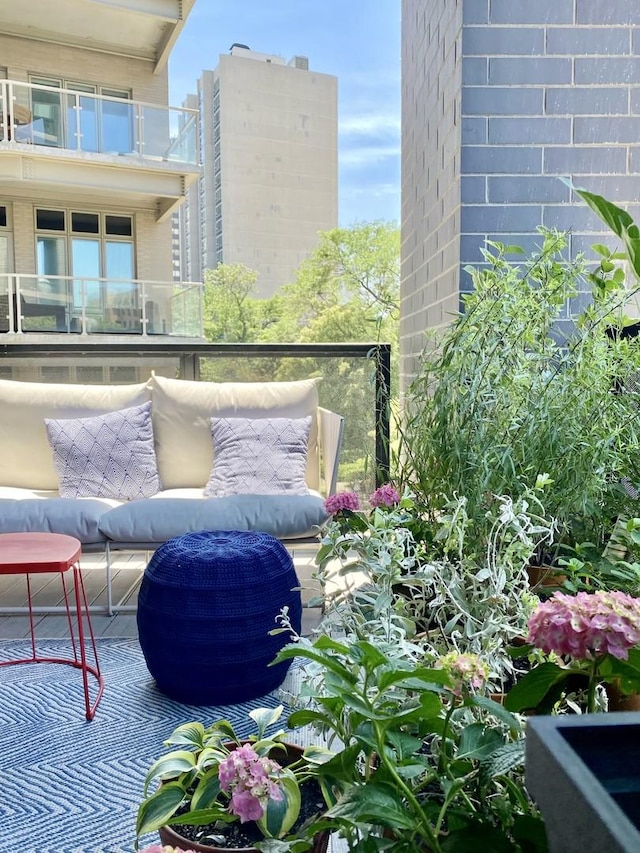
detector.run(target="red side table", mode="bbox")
[0,532,104,720]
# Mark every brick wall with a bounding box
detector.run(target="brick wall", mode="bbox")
[401,0,640,385]
[400,0,463,389]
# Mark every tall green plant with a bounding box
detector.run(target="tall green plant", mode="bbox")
[399,226,640,558]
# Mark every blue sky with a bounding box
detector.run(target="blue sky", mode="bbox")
[169,1,401,227]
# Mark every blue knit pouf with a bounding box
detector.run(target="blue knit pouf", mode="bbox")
[137,530,302,704]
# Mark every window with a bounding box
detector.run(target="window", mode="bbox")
[35,208,135,315]
[29,77,132,153]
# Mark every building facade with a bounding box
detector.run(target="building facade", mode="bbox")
[0,0,202,381]
[179,45,338,298]
[401,0,640,388]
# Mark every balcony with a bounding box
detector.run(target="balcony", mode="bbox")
[0,0,195,72]
[0,273,204,338]
[0,80,199,220]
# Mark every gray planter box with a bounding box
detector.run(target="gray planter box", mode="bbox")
[526,712,640,853]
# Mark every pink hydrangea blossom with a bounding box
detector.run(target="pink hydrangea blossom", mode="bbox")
[218,743,283,823]
[436,652,489,696]
[369,483,401,508]
[324,491,360,515]
[527,590,640,661]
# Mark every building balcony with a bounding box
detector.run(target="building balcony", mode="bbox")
[0,0,195,72]
[0,80,200,221]
[0,273,204,339]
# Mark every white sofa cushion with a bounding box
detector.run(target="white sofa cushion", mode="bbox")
[150,374,320,490]
[0,378,151,490]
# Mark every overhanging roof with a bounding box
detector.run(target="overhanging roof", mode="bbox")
[0,0,195,72]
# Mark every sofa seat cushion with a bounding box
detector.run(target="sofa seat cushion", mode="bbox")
[0,493,112,544]
[98,493,329,544]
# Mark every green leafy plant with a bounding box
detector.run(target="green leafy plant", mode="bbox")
[398,226,640,563]
[136,705,333,851]
[274,636,547,852]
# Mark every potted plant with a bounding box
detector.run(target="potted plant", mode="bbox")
[504,589,640,715]
[273,634,548,852]
[136,705,333,853]
[397,225,640,566]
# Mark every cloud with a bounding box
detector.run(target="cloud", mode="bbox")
[339,114,401,137]
[340,145,400,167]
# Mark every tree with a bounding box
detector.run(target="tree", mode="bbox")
[203,262,261,343]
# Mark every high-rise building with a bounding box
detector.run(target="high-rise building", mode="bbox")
[0,0,203,381]
[401,0,640,388]
[179,45,338,298]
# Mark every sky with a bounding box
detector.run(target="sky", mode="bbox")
[168,1,401,228]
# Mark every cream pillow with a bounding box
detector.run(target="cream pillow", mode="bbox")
[0,378,151,490]
[150,374,320,490]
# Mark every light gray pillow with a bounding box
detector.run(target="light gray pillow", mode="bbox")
[44,402,161,500]
[204,416,312,497]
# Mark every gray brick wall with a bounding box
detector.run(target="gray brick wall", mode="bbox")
[401,0,640,386]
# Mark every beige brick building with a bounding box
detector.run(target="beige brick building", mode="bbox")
[179,46,338,298]
[0,0,202,371]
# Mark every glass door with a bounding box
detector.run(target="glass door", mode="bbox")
[30,77,63,147]
[67,82,97,152]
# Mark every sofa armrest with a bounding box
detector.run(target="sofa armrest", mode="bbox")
[318,407,344,497]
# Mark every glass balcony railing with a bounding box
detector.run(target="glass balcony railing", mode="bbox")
[0,274,204,337]
[0,80,198,166]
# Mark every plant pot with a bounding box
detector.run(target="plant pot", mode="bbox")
[526,564,566,591]
[159,822,330,853]
[605,679,640,712]
[158,741,329,853]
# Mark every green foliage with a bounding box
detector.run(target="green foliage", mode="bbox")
[273,636,545,852]
[135,705,331,848]
[399,227,640,558]
[200,224,399,492]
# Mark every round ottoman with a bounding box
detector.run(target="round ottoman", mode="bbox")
[137,530,302,704]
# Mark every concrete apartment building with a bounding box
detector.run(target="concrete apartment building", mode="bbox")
[401,0,640,388]
[0,0,202,381]
[178,45,338,298]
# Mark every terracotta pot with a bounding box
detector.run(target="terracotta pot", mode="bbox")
[159,741,329,853]
[526,564,566,591]
[606,680,640,712]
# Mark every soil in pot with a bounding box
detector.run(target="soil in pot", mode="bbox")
[160,776,328,852]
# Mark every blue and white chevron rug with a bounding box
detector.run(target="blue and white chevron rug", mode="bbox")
[0,637,286,853]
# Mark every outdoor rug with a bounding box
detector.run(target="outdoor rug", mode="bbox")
[0,637,288,853]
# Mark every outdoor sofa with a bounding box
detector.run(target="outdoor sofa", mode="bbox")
[0,374,344,612]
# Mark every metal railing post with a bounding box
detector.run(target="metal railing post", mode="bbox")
[372,343,391,487]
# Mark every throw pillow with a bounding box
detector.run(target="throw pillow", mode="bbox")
[44,402,161,500]
[204,416,312,497]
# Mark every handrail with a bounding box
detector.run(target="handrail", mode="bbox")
[0,341,392,485]
[0,79,199,165]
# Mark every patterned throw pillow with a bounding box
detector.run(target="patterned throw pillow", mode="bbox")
[44,402,161,500]
[204,416,312,497]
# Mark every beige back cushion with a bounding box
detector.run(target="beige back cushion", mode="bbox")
[151,374,320,490]
[0,379,151,489]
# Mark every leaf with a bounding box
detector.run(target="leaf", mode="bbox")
[143,750,196,792]
[442,820,515,852]
[190,766,222,811]
[466,695,522,734]
[502,662,570,712]
[249,705,284,737]
[324,781,417,830]
[135,781,186,836]
[165,721,205,747]
[512,814,550,853]
[457,723,504,761]
[478,741,525,786]
[258,774,302,838]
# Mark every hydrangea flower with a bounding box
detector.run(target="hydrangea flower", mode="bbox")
[218,743,283,822]
[324,491,360,515]
[436,651,489,696]
[369,483,401,508]
[527,590,640,661]
[140,846,199,853]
